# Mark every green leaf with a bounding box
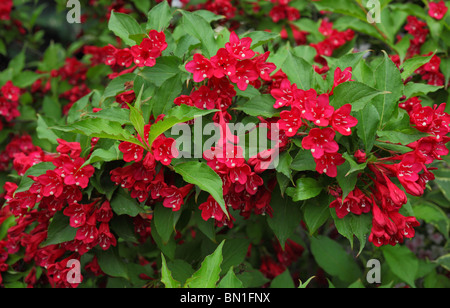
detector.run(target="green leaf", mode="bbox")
[160,254,181,288]
[310,235,362,283]
[403,82,443,99]
[267,187,302,247]
[270,269,295,288]
[330,81,387,112]
[434,254,450,271]
[413,202,449,239]
[400,54,434,80]
[0,216,15,242]
[298,276,316,288]
[342,152,367,176]
[36,114,60,145]
[184,240,225,288]
[281,51,314,90]
[153,203,176,245]
[336,161,358,201]
[110,189,144,217]
[12,71,44,88]
[179,10,218,58]
[82,144,122,167]
[245,31,280,49]
[138,56,183,87]
[235,94,278,118]
[276,151,293,180]
[173,161,226,217]
[108,11,144,46]
[52,118,145,148]
[312,0,366,21]
[97,246,129,280]
[147,1,173,31]
[433,169,450,203]
[42,212,77,246]
[150,74,182,118]
[302,193,331,235]
[128,85,146,144]
[373,51,404,128]
[290,150,316,172]
[286,178,322,202]
[356,104,380,153]
[148,105,217,147]
[218,267,244,288]
[382,245,419,288]
[377,130,429,145]
[221,238,251,275]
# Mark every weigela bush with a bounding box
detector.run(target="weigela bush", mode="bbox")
[0,0,449,288]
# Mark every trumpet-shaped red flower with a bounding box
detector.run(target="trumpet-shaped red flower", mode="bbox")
[151,135,178,166]
[314,152,345,178]
[302,127,339,159]
[303,94,334,127]
[277,106,303,137]
[186,53,215,82]
[210,48,237,79]
[428,1,448,20]
[331,104,358,136]
[225,31,255,60]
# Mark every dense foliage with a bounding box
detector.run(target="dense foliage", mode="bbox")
[0,0,449,288]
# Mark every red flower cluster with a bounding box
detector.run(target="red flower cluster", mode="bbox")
[0,81,21,131]
[311,19,355,70]
[269,0,301,23]
[404,16,429,59]
[259,239,304,281]
[84,29,167,79]
[185,31,276,93]
[0,0,13,21]
[1,138,108,287]
[272,67,357,177]
[112,120,189,213]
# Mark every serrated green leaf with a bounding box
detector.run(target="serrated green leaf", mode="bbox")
[184,240,225,288]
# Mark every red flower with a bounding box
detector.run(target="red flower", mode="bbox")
[199,195,226,222]
[210,48,237,79]
[96,201,113,223]
[160,184,193,211]
[302,127,339,159]
[429,1,448,20]
[190,85,218,110]
[97,223,117,250]
[253,52,276,81]
[331,67,353,94]
[1,81,21,101]
[314,152,345,177]
[271,79,298,109]
[277,106,303,137]
[75,215,98,244]
[118,141,145,163]
[186,53,215,82]
[151,135,178,165]
[64,202,95,228]
[131,31,167,68]
[331,104,358,136]
[229,59,259,91]
[303,94,335,127]
[330,188,371,219]
[225,31,255,60]
[59,157,95,189]
[36,170,64,198]
[56,139,81,158]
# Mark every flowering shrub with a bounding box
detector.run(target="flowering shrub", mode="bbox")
[0,0,449,289]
